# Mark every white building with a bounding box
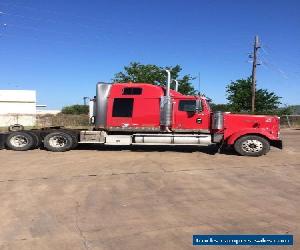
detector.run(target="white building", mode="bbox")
[36,109,61,115]
[0,90,37,127]
[0,90,62,127]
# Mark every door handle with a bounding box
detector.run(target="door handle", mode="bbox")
[196,118,202,124]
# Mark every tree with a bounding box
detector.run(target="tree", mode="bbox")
[290,105,300,115]
[61,105,89,115]
[226,77,281,113]
[274,106,293,116]
[210,103,230,112]
[112,62,196,95]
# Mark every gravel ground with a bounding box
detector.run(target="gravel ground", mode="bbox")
[0,129,299,250]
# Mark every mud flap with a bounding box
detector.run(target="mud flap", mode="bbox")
[271,140,283,149]
[0,133,6,150]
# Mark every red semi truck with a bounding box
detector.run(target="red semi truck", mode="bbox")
[0,71,282,156]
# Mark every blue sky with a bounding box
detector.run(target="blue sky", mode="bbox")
[0,0,299,109]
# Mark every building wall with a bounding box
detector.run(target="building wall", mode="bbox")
[0,114,36,127]
[36,109,61,115]
[0,90,37,127]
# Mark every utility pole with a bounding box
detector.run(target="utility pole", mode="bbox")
[251,35,260,113]
[83,97,89,106]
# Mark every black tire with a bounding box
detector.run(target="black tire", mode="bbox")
[5,131,35,151]
[26,131,41,149]
[234,135,270,157]
[8,124,24,132]
[63,130,78,149]
[43,132,74,152]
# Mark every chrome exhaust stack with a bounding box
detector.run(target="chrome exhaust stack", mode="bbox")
[89,98,96,124]
[173,79,179,92]
[166,69,171,96]
[160,70,173,130]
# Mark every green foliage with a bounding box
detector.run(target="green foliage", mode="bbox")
[61,105,89,115]
[210,103,230,112]
[257,105,293,116]
[289,105,300,115]
[226,77,281,113]
[112,62,196,95]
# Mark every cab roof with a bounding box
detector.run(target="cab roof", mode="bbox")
[111,82,198,99]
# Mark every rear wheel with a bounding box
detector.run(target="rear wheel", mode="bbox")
[234,135,270,157]
[66,131,79,149]
[43,132,74,152]
[5,132,35,151]
[26,131,41,149]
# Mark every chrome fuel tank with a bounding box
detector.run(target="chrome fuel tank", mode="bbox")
[212,111,224,130]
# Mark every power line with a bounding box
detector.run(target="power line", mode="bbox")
[0,11,108,36]
[260,58,289,79]
[0,20,111,48]
[0,10,122,46]
[0,10,108,32]
[259,46,290,80]
[261,43,300,68]
[0,2,133,28]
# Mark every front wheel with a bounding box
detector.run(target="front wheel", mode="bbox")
[234,135,270,157]
[43,132,74,152]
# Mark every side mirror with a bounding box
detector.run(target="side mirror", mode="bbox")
[196,99,202,113]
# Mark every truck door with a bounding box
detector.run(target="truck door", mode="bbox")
[174,99,210,132]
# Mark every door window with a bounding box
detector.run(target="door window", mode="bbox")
[179,100,196,112]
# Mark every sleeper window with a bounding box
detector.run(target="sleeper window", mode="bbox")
[123,88,142,95]
[112,98,134,117]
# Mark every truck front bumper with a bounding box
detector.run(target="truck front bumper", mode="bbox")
[271,139,283,149]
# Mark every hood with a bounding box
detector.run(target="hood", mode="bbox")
[223,113,280,137]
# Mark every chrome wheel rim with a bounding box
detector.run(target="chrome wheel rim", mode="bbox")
[10,135,28,148]
[49,136,67,148]
[242,139,263,153]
